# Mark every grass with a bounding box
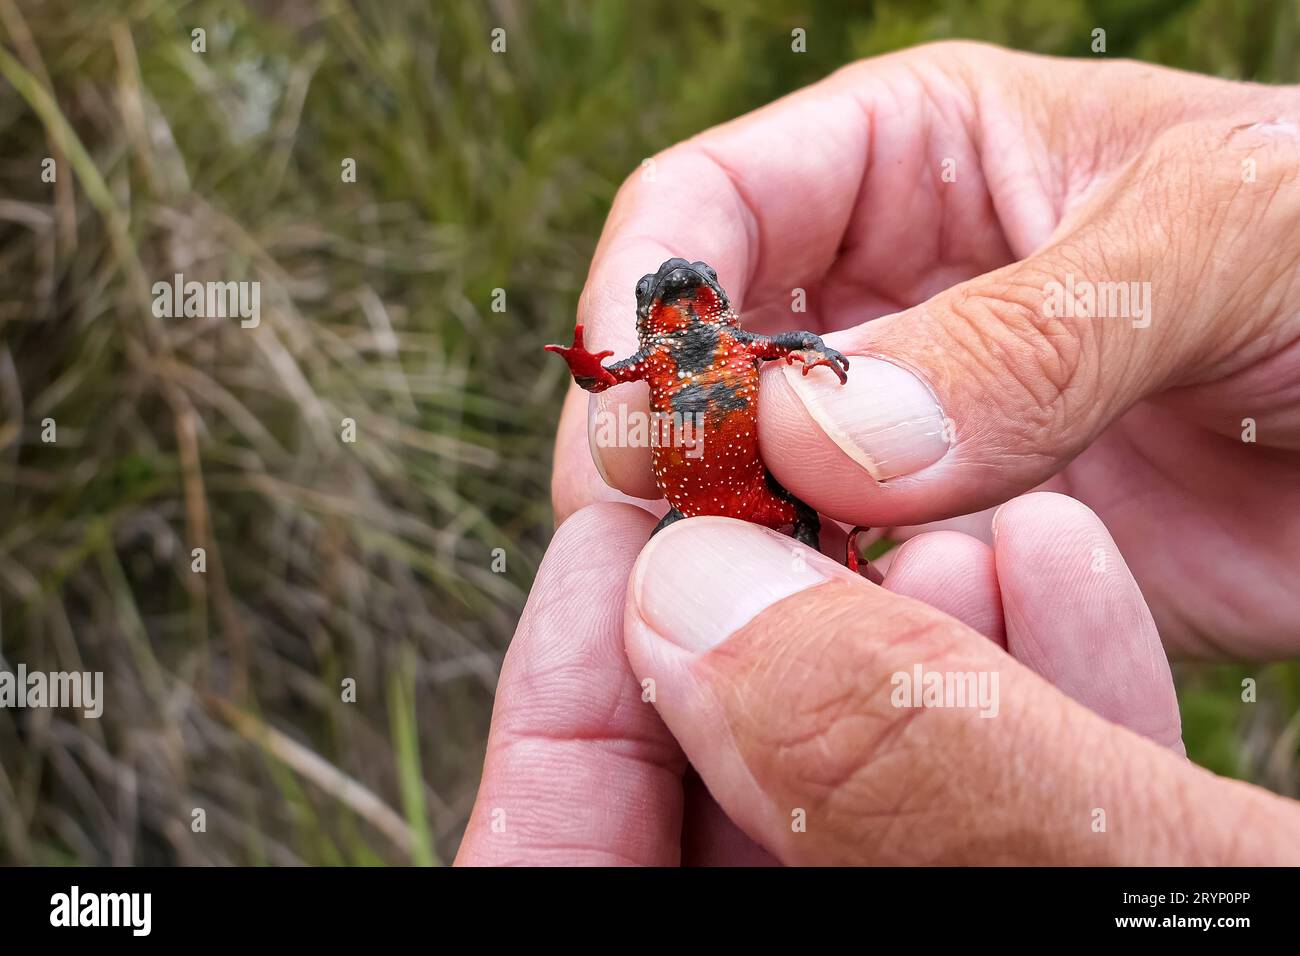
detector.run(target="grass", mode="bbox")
[0,0,1296,864]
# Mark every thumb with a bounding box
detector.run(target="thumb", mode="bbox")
[624,517,1300,865]
[760,122,1265,527]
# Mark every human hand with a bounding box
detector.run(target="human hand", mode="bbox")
[619,494,1300,865]
[551,42,1300,659]
[453,493,1296,864]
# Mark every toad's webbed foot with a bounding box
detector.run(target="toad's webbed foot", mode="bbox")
[787,343,850,384]
[544,323,618,391]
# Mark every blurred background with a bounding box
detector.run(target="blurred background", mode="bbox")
[0,0,1297,865]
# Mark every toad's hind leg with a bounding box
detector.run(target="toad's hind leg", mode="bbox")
[651,507,687,537]
[789,498,821,549]
[763,470,820,549]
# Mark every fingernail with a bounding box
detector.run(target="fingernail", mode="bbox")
[632,518,837,654]
[782,357,949,480]
[587,393,617,489]
[586,387,660,500]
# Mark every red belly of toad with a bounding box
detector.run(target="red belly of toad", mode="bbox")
[647,346,797,529]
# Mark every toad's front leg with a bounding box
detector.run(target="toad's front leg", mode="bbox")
[544,323,649,392]
[735,329,850,384]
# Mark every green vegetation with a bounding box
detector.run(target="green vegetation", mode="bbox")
[0,0,1295,864]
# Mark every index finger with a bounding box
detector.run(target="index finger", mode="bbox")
[454,503,684,865]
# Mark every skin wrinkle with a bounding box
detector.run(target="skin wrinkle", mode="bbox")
[840,72,933,300]
[907,67,957,272]
[769,657,921,781]
[1142,134,1214,360]
[1160,131,1278,368]
[494,710,684,769]
[1210,147,1300,351]
[981,283,1089,413]
[836,51,1019,302]
[914,60,1023,276]
[500,667,628,733]
[715,582,966,776]
[717,583,1013,854]
[1097,419,1275,658]
[802,709,968,864]
[1240,254,1300,361]
[773,93,872,300]
[1034,63,1272,223]
[476,743,678,861]
[974,63,1061,257]
[492,843,659,868]
[1042,73,1115,212]
[936,304,1039,419]
[491,729,685,789]
[831,780,933,864]
[704,576,1258,863]
[1028,238,1121,405]
[939,290,1090,457]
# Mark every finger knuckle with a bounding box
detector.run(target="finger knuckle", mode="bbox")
[730,591,974,851]
[1130,118,1300,333]
[905,39,1009,69]
[1143,119,1300,213]
[940,279,1099,453]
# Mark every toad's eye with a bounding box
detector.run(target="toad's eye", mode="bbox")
[636,278,650,298]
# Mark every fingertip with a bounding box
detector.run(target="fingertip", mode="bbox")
[992,491,1183,751]
[629,515,849,656]
[991,490,1093,537]
[882,530,1005,644]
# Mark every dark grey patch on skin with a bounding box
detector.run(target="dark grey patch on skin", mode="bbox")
[669,379,749,420]
[607,348,650,377]
[764,468,820,546]
[650,506,687,537]
[733,328,815,355]
[671,322,719,374]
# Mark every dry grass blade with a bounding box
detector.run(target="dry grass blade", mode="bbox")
[207,695,416,859]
